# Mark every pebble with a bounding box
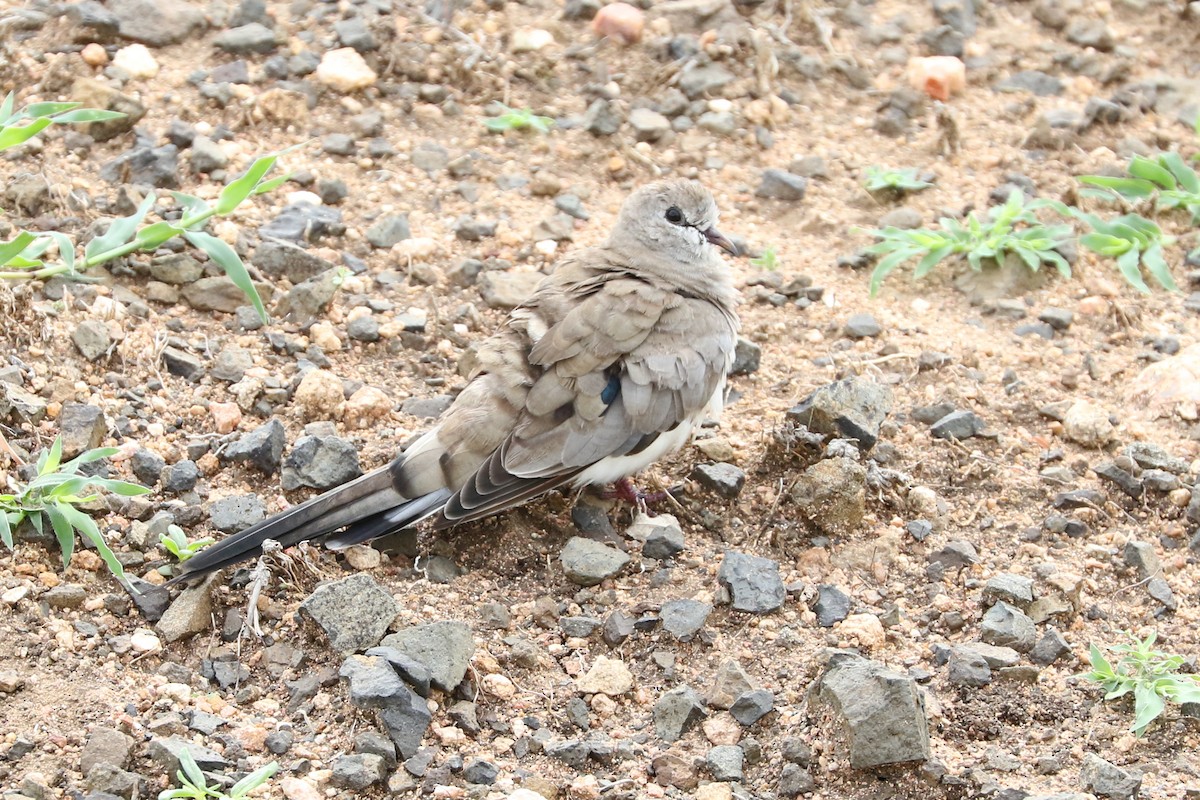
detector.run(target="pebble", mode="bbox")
[331,753,387,790]
[930,410,987,440]
[1081,753,1141,800]
[560,536,630,586]
[787,377,894,451]
[717,551,786,613]
[208,494,266,533]
[816,653,930,767]
[130,628,162,653]
[316,47,377,91]
[223,418,285,473]
[706,744,744,781]
[660,599,712,641]
[592,2,644,45]
[300,573,399,654]
[1062,400,1115,447]
[691,462,746,498]
[654,684,706,742]
[729,689,774,726]
[72,320,112,361]
[577,655,634,695]
[379,620,474,691]
[754,169,808,201]
[980,601,1037,652]
[629,108,671,142]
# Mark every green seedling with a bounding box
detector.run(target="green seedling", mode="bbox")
[0,438,149,583]
[863,190,1073,295]
[484,105,555,134]
[159,524,214,563]
[0,91,124,151]
[1074,210,1177,293]
[1080,153,1200,224]
[863,166,934,195]
[1082,631,1200,738]
[751,245,779,270]
[158,748,278,800]
[0,152,290,322]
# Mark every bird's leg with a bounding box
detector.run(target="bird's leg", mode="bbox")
[602,477,673,511]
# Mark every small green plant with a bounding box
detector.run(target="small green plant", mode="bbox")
[1074,210,1177,293]
[0,438,149,583]
[863,190,1073,295]
[159,524,214,563]
[0,92,289,323]
[863,166,934,195]
[1082,631,1200,737]
[1080,153,1200,224]
[159,748,278,800]
[751,245,779,270]
[0,91,124,151]
[484,105,555,134]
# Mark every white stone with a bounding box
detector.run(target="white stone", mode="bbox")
[510,28,555,53]
[316,48,377,92]
[113,44,159,78]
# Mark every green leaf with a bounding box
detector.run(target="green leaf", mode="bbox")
[57,504,127,584]
[168,192,211,217]
[184,230,268,324]
[45,504,76,569]
[43,437,64,475]
[89,479,151,497]
[1079,232,1131,257]
[1079,175,1156,199]
[46,232,77,274]
[49,108,126,124]
[0,231,37,265]
[215,153,279,215]
[1131,681,1166,736]
[1140,243,1178,292]
[0,118,53,151]
[868,248,917,296]
[0,92,15,125]
[57,446,120,475]
[28,512,43,537]
[1128,155,1176,189]
[133,220,184,251]
[1116,247,1150,294]
[228,762,279,797]
[176,748,208,790]
[1043,249,1071,278]
[251,174,290,196]
[1159,152,1199,194]
[0,510,12,549]
[24,101,81,118]
[912,245,955,279]
[85,192,156,260]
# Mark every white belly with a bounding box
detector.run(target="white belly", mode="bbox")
[571,375,727,487]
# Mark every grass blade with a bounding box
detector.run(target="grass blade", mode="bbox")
[0,92,14,125]
[1079,176,1155,200]
[57,504,127,584]
[215,153,279,215]
[0,231,37,265]
[1128,155,1176,189]
[50,109,126,124]
[85,192,156,260]
[1159,152,1199,194]
[184,230,268,323]
[0,118,53,151]
[1116,248,1150,294]
[1141,242,1178,292]
[0,510,12,549]
[45,504,75,569]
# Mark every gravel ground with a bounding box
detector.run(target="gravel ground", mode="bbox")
[2,0,1200,799]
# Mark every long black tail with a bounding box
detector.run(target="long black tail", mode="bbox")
[167,467,448,584]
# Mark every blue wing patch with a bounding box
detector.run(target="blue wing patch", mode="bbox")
[601,373,620,405]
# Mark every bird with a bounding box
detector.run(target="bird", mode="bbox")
[170,179,741,583]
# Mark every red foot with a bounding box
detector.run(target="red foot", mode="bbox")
[601,477,672,509]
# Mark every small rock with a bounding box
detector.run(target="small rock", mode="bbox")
[1080,753,1141,800]
[755,169,808,201]
[815,653,930,768]
[576,655,634,695]
[843,313,881,338]
[223,418,285,473]
[156,580,212,643]
[1030,629,1071,665]
[717,551,786,613]
[654,684,706,742]
[1062,400,1115,447]
[300,573,400,654]
[72,320,112,361]
[790,458,868,536]
[208,495,266,534]
[730,337,761,375]
[161,460,199,493]
[316,47,377,92]
[729,689,774,726]
[630,108,671,142]
[814,584,852,627]
[478,271,543,309]
[660,599,712,641]
[707,659,755,709]
[331,753,386,790]
[379,620,474,691]
[1065,18,1115,51]
[982,573,1035,607]
[560,536,630,586]
[948,647,991,687]
[80,727,134,775]
[930,410,986,440]
[706,744,744,781]
[980,601,1037,652]
[691,462,746,498]
[366,214,411,248]
[58,403,106,458]
[787,377,893,451]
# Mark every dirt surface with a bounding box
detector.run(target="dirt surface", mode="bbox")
[2,0,1200,798]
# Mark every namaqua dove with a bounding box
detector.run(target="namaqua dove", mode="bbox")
[171,179,740,582]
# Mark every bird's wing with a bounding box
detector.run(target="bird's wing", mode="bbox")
[435,267,737,527]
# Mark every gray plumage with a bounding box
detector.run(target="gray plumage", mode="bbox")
[171,179,740,582]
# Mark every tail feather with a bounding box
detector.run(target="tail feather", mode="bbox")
[326,487,453,549]
[168,467,436,584]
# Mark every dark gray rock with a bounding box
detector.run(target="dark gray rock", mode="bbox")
[81,727,133,775]
[347,315,380,342]
[980,602,1037,652]
[559,616,601,639]
[1095,461,1143,499]
[642,520,685,560]
[73,320,112,361]
[59,403,106,458]
[706,744,744,781]
[84,763,141,798]
[189,136,228,173]
[730,689,774,726]
[281,435,362,491]
[730,337,761,375]
[265,729,293,754]
[210,348,252,383]
[997,70,1064,96]
[755,169,808,201]
[208,494,266,534]
[223,418,285,474]
[379,620,474,691]
[680,64,735,98]
[254,238,334,283]
[1123,442,1188,474]
[1038,307,1074,330]
[161,460,199,493]
[354,730,396,766]
[654,684,706,742]
[778,763,816,796]
[46,584,87,609]
[300,573,400,653]
[146,736,227,774]
[787,377,893,451]
[365,646,434,697]
[717,551,785,613]
[331,753,386,790]
[453,215,498,241]
[691,462,746,498]
[1080,753,1141,800]
[708,659,755,709]
[463,758,499,785]
[931,410,986,440]
[259,202,345,243]
[214,23,277,54]
[815,653,930,768]
[1123,539,1160,580]
[160,347,204,380]
[583,99,622,136]
[379,690,433,759]
[1030,629,1070,665]
[366,214,411,248]
[982,573,1035,607]
[814,584,851,627]
[334,17,377,51]
[660,599,712,642]
[340,654,409,707]
[929,540,978,570]
[843,313,881,338]
[947,647,992,687]
[1147,577,1176,611]
[1065,18,1114,51]
[100,143,178,188]
[933,0,975,34]
[560,536,630,586]
[274,269,340,327]
[603,610,635,646]
[108,0,205,46]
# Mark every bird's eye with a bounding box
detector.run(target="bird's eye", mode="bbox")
[664,206,684,225]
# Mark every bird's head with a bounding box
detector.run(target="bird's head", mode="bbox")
[610,179,738,263]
